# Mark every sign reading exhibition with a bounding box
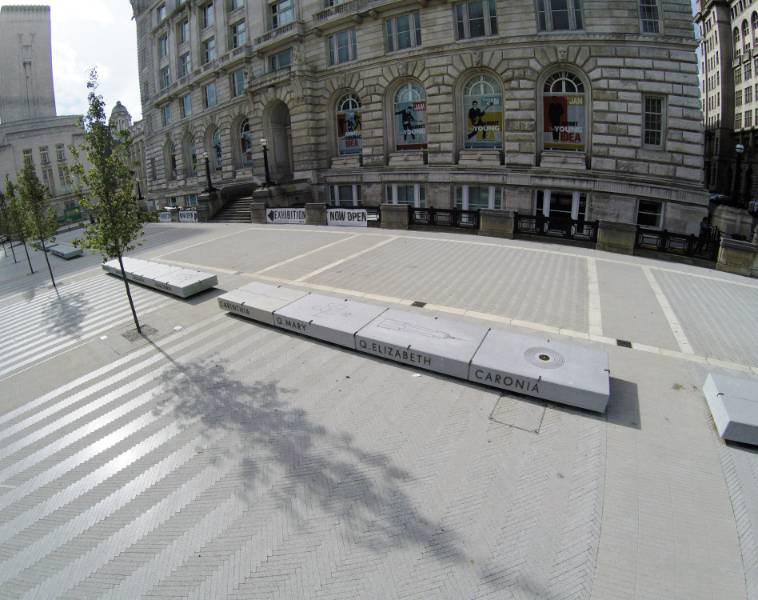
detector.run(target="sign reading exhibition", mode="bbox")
[267,208,306,224]
[327,208,367,227]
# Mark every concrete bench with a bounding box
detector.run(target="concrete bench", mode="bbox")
[704,373,758,446]
[49,243,83,259]
[102,257,218,299]
[218,282,610,412]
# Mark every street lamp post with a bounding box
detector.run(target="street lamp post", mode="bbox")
[260,138,273,187]
[202,151,217,193]
[733,143,745,204]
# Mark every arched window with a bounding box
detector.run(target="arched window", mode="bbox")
[183,134,197,178]
[735,26,741,50]
[211,128,222,171]
[462,74,503,150]
[542,71,586,152]
[165,140,177,180]
[393,82,427,151]
[239,119,253,167]
[743,20,751,49]
[336,94,362,155]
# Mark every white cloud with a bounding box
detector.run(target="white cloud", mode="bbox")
[1,0,142,121]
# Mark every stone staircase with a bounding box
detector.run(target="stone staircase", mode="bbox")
[212,196,254,223]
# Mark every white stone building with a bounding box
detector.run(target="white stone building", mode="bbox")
[131,0,708,233]
[0,5,85,223]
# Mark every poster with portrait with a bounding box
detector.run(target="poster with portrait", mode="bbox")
[394,101,427,150]
[337,109,362,155]
[543,95,585,151]
[464,94,503,149]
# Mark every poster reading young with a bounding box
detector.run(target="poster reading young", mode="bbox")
[337,109,362,155]
[543,95,585,151]
[464,94,503,149]
[394,100,427,150]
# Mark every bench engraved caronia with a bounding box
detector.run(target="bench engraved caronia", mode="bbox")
[220,299,251,316]
[471,369,540,394]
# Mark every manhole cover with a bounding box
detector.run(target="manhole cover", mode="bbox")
[524,347,565,370]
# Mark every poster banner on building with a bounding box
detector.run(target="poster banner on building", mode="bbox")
[178,210,198,223]
[337,111,362,155]
[543,95,585,151]
[327,208,368,227]
[266,208,306,225]
[158,212,172,223]
[464,95,503,149]
[394,101,427,150]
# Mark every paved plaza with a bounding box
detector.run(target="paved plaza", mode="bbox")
[0,223,757,599]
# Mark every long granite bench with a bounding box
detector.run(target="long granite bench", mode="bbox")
[102,257,218,299]
[704,373,758,446]
[50,243,83,259]
[218,282,610,412]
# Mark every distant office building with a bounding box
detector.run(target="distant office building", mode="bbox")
[130,0,708,234]
[695,0,758,238]
[0,5,85,224]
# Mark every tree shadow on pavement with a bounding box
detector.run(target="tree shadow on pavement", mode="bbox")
[153,357,470,564]
[44,290,88,338]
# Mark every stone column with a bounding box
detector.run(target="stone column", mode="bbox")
[479,210,515,239]
[595,221,637,255]
[380,204,409,230]
[305,203,327,226]
[716,237,758,277]
[251,202,267,224]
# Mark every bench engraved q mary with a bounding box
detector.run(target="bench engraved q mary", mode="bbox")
[218,282,610,413]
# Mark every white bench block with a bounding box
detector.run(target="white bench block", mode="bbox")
[273,293,387,348]
[103,257,217,298]
[704,373,758,446]
[469,329,610,413]
[217,282,309,325]
[354,309,489,380]
[50,244,83,259]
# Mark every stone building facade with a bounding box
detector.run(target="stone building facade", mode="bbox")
[131,0,707,233]
[0,5,85,223]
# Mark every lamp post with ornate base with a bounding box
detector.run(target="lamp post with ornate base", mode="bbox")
[261,138,273,187]
[203,151,217,193]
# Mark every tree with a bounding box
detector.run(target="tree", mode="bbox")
[4,177,34,275]
[18,161,58,289]
[0,189,18,263]
[70,70,144,334]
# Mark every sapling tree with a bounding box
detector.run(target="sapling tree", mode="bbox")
[18,161,58,289]
[70,70,144,334]
[0,189,18,263]
[5,177,34,274]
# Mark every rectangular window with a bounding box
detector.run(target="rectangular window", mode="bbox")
[455,0,497,39]
[736,112,743,128]
[178,19,190,44]
[736,89,743,106]
[58,165,68,187]
[202,37,217,64]
[39,146,50,165]
[329,29,357,65]
[640,0,661,33]
[270,47,292,72]
[329,184,361,207]
[230,20,247,49]
[201,2,215,29]
[637,199,663,228]
[228,0,244,10]
[747,86,753,104]
[156,3,166,23]
[56,144,65,162]
[643,95,664,147]
[537,0,583,31]
[232,69,246,97]
[23,149,33,167]
[746,111,754,128]
[179,52,192,77]
[385,12,422,52]
[454,185,502,210]
[158,34,168,59]
[385,184,426,208]
[160,66,171,90]
[271,0,294,29]
[746,61,752,80]
[204,82,217,108]
[735,66,742,85]
[180,93,192,118]
[162,104,172,127]
[185,194,199,207]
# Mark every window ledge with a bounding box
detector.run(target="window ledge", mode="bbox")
[458,149,502,167]
[540,150,587,170]
[331,155,362,169]
[388,151,425,167]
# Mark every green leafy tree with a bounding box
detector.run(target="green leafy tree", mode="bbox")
[18,161,58,289]
[70,70,144,334]
[0,189,18,263]
[4,177,34,275]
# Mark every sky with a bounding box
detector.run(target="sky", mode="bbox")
[1,1,142,121]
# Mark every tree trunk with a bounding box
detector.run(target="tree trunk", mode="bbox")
[22,239,33,274]
[9,240,16,263]
[117,253,141,335]
[40,239,57,289]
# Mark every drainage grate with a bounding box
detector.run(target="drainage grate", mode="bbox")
[411,301,427,308]
[616,339,632,348]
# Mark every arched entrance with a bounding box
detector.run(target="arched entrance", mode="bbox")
[266,100,293,182]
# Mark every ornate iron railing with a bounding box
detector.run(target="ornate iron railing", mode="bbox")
[636,227,720,260]
[514,213,599,242]
[409,207,480,229]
